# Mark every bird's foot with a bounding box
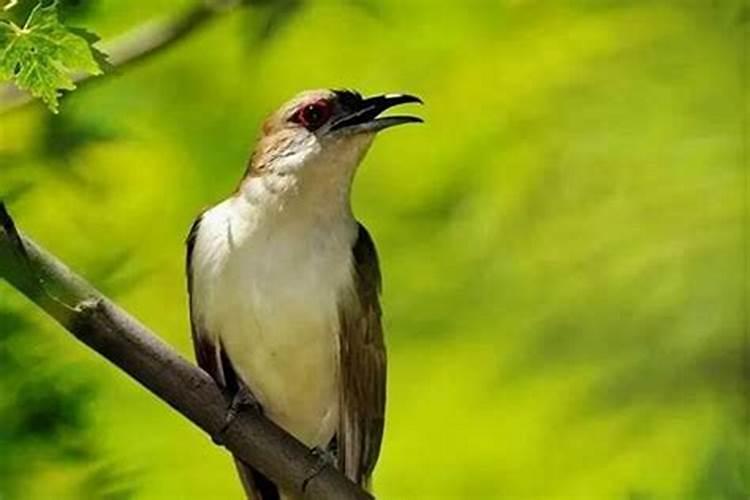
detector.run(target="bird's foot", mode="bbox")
[212,384,262,446]
[302,446,337,492]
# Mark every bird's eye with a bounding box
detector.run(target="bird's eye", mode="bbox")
[291,100,333,131]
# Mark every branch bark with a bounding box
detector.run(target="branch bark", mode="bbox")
[0,202,373,500]
[0,0,250,114]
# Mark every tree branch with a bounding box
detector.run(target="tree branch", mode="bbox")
[0,0,250,115]
[0,202,373,500]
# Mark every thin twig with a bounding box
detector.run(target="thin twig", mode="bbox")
[0,0,249,114]
[0,202,373,500]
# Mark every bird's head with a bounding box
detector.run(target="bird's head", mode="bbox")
[245,89,422,182]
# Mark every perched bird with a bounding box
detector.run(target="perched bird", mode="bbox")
[186,89,422,499]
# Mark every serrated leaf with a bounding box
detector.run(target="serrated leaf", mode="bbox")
[0,1,105,112]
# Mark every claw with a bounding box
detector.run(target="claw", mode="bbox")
[212,384,262,445]
[302,446,337,492]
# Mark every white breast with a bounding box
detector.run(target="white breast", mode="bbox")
[190,193,358,448]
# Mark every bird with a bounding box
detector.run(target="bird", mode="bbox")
[185,89,422,499]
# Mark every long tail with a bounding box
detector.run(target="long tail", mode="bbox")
[233,443,372,500]
[234,457,280,500]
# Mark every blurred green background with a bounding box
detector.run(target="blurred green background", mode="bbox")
[0,0,747,498]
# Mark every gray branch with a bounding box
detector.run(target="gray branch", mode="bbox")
[0,0,250,114]
[0,202,372,500]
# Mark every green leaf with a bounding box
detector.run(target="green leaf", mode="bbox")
[0,1,106,113]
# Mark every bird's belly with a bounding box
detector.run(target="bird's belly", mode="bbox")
[206,244,352,448]
[219,301,340,447]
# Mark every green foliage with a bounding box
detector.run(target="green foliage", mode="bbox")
[0,1,105,112]
[0,270,135,500]
[0,304,89,498]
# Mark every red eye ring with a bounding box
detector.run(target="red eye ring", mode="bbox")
[292,99,333,131]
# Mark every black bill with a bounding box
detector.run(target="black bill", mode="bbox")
[330,93,424,133]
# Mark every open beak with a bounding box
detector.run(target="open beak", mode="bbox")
[330,93,423,134]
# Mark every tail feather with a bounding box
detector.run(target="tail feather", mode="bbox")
[233,457,280,500]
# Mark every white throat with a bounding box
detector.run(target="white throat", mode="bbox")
[238,133,374,225]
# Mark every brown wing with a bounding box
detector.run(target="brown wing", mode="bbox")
[186,213,235,389]
[337,223,387,488]
[186,213,278,500]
